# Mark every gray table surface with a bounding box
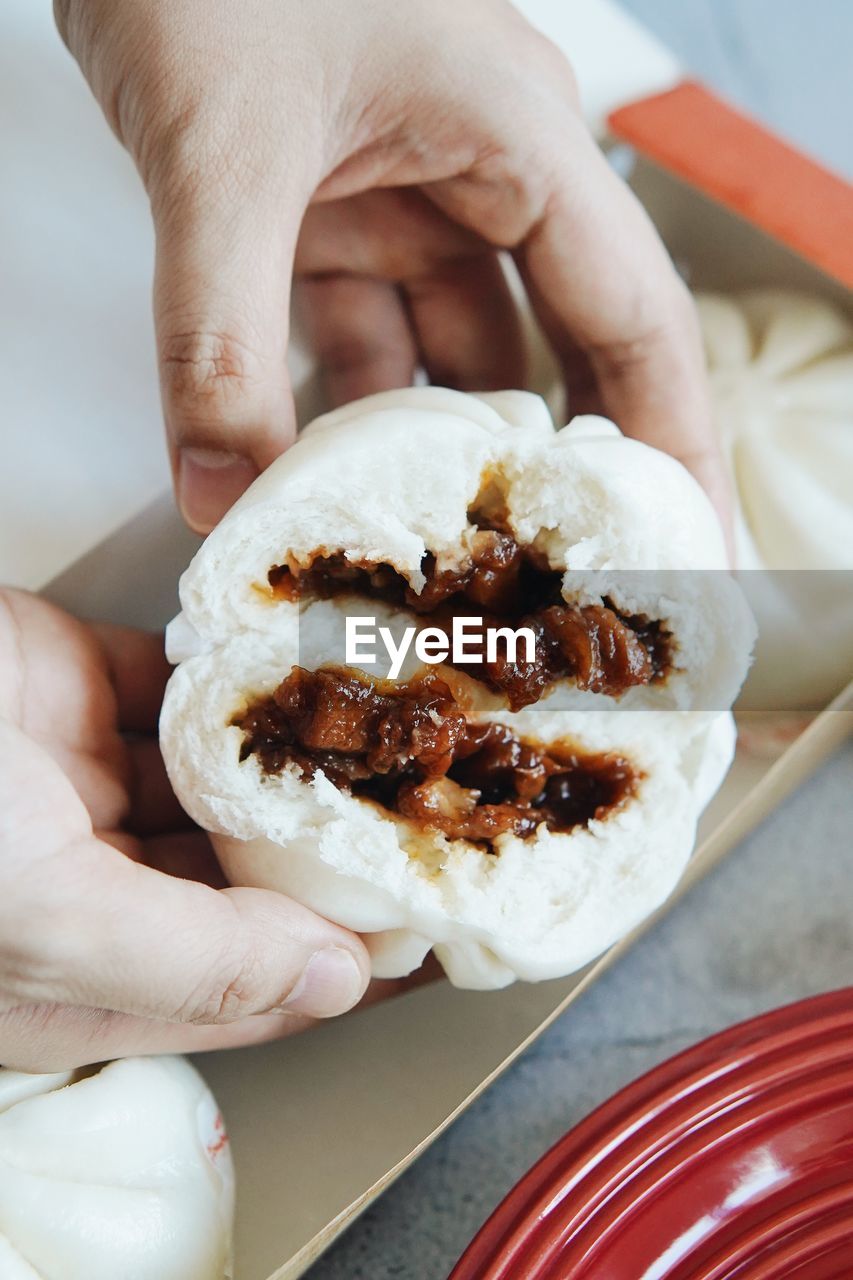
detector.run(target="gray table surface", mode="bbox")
[307,3,853,1278]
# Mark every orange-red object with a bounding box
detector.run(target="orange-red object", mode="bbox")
[609,80,853,290]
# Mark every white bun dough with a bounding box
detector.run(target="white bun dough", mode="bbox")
[0,1057,234,1279]
[161,388,754,989]
[697,288,853,708]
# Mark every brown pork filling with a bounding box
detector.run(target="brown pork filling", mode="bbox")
[268,528,672,710]
[233,666,638,845]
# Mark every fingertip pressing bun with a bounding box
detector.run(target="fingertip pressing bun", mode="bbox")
[161,387,753,989]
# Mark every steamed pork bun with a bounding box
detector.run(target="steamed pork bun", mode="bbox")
[697,288,853,707]
[161,388,754,990]
[0,1058,234,1279]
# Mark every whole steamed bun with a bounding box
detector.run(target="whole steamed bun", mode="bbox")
[697,288,853,708]
[161,388,754,990]
[0,1058,234,1279]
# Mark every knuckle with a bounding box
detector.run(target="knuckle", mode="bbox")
[143,86,281,220]
[495,0,577,84]
[177,937,267,1025]
[525,28,580,102]
[592,324,674,376]
[461,145,552,249]
[142,100,215,205]
[161,328,250,389]
[590,282,700,378]
[160,328,265,427]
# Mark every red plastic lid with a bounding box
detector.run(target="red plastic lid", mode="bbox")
[450,988,853,1280]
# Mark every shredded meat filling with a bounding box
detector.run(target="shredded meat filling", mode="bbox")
[268,527,672,709]
[233,667,638,846]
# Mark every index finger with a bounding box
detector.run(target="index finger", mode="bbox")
[516,123,731,534]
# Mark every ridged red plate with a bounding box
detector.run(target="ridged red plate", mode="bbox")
[450,988,853,1280]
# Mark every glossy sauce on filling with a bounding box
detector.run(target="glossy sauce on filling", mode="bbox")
[233,667,639,845]
[267,527,672,709]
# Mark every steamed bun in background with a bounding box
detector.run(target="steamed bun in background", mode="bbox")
[697,288,853,709]
[0,1058,234,1279]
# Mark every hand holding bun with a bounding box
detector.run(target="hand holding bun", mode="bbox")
[56,0,723,531]
[0,590,370,1073]
[0,1057,233,1279]
[161,388,754,989]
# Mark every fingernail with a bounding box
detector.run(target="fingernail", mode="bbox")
[279,947,365,1018]
[178,448,259,533]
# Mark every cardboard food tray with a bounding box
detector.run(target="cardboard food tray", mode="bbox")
[45,186,853,1280]
[42,54,853,1280]
[45,504,852,1280]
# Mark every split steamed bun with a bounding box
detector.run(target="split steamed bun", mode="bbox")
[697,288,853,708]
[161,388,754,989]
[0,1057,234,1279]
